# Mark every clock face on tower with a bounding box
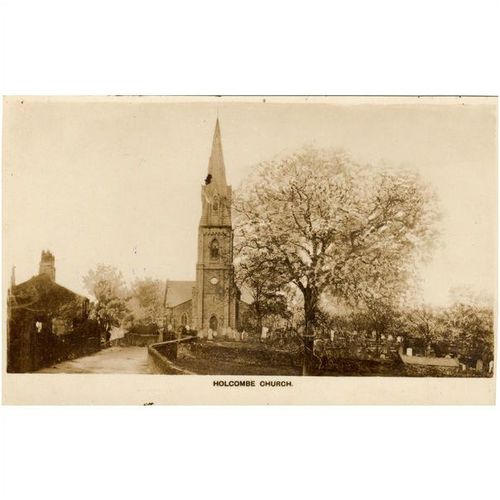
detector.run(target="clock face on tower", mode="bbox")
[210,277,219,285]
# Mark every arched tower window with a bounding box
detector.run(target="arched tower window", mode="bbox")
[181,313,187,326]
[212,195,219,211]
[210,239,220,259]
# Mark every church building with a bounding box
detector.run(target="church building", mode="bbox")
[164,119,250,337]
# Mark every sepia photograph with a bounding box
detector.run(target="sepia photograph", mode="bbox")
[1,3,499,500]
[2,95,496,404]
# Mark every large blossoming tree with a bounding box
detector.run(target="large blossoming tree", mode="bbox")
[234,148,439,373]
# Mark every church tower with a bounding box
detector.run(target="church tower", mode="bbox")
[193,119,238,336]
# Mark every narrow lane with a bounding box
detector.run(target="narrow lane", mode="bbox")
[37,346,153,374]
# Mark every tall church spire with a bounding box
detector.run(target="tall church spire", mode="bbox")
[206,118,228,188]
[195,118,238,336]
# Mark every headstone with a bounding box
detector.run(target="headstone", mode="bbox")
[489,360,494,373]
[406,347,413,357]
[207,328,213,341]
[261,326,268,340]
[234,330,241,341]
[330,330,335,342]
[476,359,484,372]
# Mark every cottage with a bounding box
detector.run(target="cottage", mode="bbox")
[7,251,101,372]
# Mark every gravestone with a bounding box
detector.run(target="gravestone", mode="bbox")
[261,326,268,340]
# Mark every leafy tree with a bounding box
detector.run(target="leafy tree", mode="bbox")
[442,289,494,362]
[405,305,438,343]
[127,278,165,332]
[82,265,129,337]
[234,148,439,372]
[235,256,291,332]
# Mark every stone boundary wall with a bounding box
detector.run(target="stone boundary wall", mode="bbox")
[147,337,196,375]
[123,332,160,347]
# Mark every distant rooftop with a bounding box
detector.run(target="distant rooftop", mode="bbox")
[164,281,195,307]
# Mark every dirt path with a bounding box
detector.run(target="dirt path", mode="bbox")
[37,346,153,374]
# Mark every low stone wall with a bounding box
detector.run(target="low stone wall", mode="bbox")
[122,332,160,347]
[147,337,196,375]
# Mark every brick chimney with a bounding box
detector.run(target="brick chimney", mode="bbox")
[39,250,56,281]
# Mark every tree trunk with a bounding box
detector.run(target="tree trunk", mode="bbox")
[302,335,315,375]
[254,290,263,335]
[302,287,317,376]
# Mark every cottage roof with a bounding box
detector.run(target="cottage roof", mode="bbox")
[10,274,88,317]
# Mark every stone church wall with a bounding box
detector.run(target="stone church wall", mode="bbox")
[171,300,193,331]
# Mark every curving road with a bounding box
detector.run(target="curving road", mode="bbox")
[37,346,153,374]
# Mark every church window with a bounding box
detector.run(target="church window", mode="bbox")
[181,313,187,326]
[210,239,220,259]
[213,195,219,211]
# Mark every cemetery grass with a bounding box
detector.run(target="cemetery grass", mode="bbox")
[175,342,492,377]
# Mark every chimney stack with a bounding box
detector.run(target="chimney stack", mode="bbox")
[39,250,56,281]
[10,266,16,288]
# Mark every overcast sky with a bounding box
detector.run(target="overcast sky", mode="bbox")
[3,96,497,305]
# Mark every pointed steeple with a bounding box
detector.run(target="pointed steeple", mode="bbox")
[206,118,228,188]
[200,118,232,228]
